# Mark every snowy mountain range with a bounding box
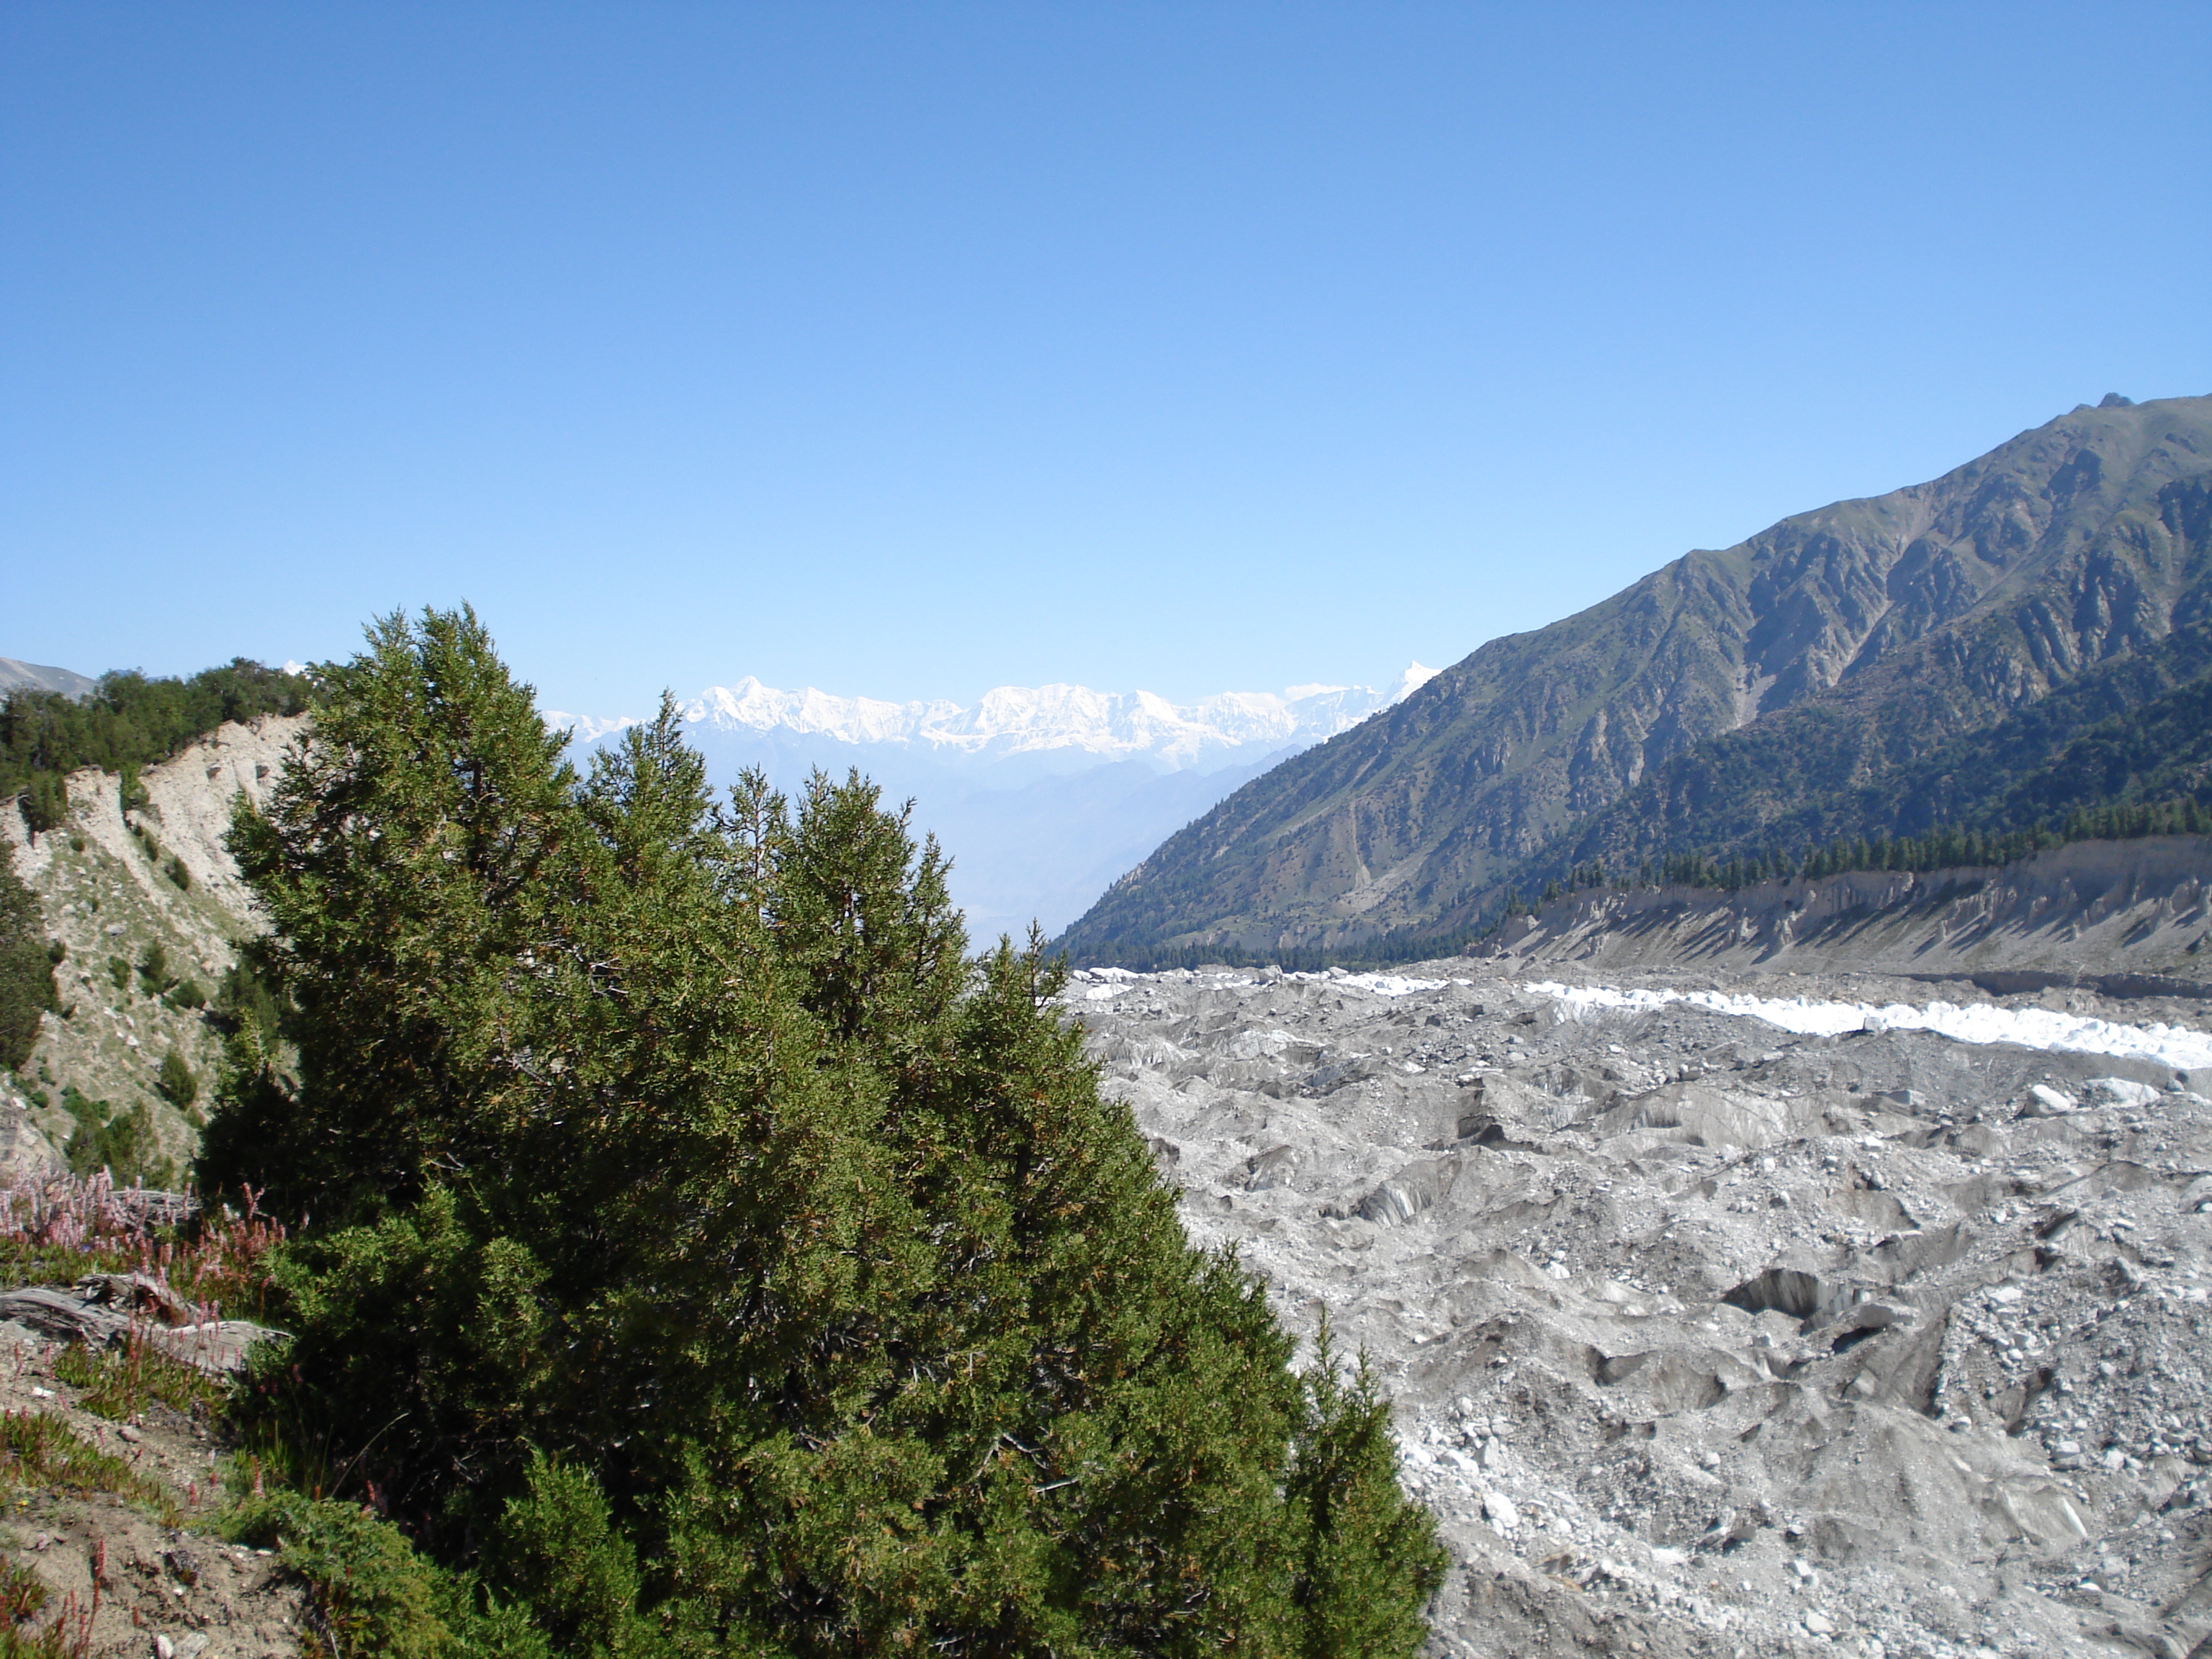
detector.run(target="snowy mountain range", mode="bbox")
[548,664,1437,935]
[550,663,1436,775]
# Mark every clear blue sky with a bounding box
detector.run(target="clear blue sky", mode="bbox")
[5,4,2207,714]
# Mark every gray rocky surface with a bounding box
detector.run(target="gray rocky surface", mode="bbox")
[1065,961,2212,1658]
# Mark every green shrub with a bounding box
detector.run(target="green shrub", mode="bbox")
[165,855,192,891]
[488,1457,647,1658]
[136,942,169,994]
[225,1488,547,1659]
[157,1048,199,1107]
[106,956,130,994]
[206,607,1444,1658]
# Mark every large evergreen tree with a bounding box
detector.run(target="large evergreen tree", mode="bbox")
[204,608,1444,1657]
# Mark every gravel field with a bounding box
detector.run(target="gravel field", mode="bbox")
[1066,962,2212,1659]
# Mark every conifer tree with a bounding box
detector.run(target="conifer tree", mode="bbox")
[204,608,1444,1657]
[0,841,55,1071]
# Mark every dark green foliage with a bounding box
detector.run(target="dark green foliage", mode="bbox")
[157,1048,199,1107]
[490,1458,649,1658]
[0,658,311,814]
[204,607,1442,1658]
[212,958,284,1034]
[63,1089,171,1187]
[106,956,130,993]
[0,843,56,1071]
[18,771,66,837]
[227,1488,550,1659]
[137,942,170,995]
[1285,1323,1446,1659]
[166,853,192,890]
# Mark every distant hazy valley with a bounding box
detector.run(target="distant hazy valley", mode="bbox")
[548,665,1440,936]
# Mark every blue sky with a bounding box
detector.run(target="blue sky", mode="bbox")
[5,4,2207,714]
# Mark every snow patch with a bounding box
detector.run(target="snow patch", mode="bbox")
[1528,981,2212,1071]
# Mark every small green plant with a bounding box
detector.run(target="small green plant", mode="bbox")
[164,856,191,891]
[117,765,149,816]
[43,942,63,967]
[156,1049,199,1108]
[61,1094,172,1187]
[0,1557,50,1623]
[104,958,129,994]
[135,944,169,995]
[53,1336,222,1424]
[166,979,206,1012]
[66,835,85,855]
[0,1411,177,1525]
[0,1559,78,1659]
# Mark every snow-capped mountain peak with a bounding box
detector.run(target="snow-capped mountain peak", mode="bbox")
[548,664,1437,771]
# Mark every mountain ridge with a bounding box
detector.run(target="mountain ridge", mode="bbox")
[1057,394,2212,963]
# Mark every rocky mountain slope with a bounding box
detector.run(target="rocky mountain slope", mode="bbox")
[2,717,300,1181]
[0,658,97,700]
[1058,395,2212,964]
[1064,957,2212,1658]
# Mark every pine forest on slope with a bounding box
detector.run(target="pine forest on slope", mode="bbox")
[1056,394,2212,966]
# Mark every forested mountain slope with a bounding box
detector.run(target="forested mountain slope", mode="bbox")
[1056,394,2212,963]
